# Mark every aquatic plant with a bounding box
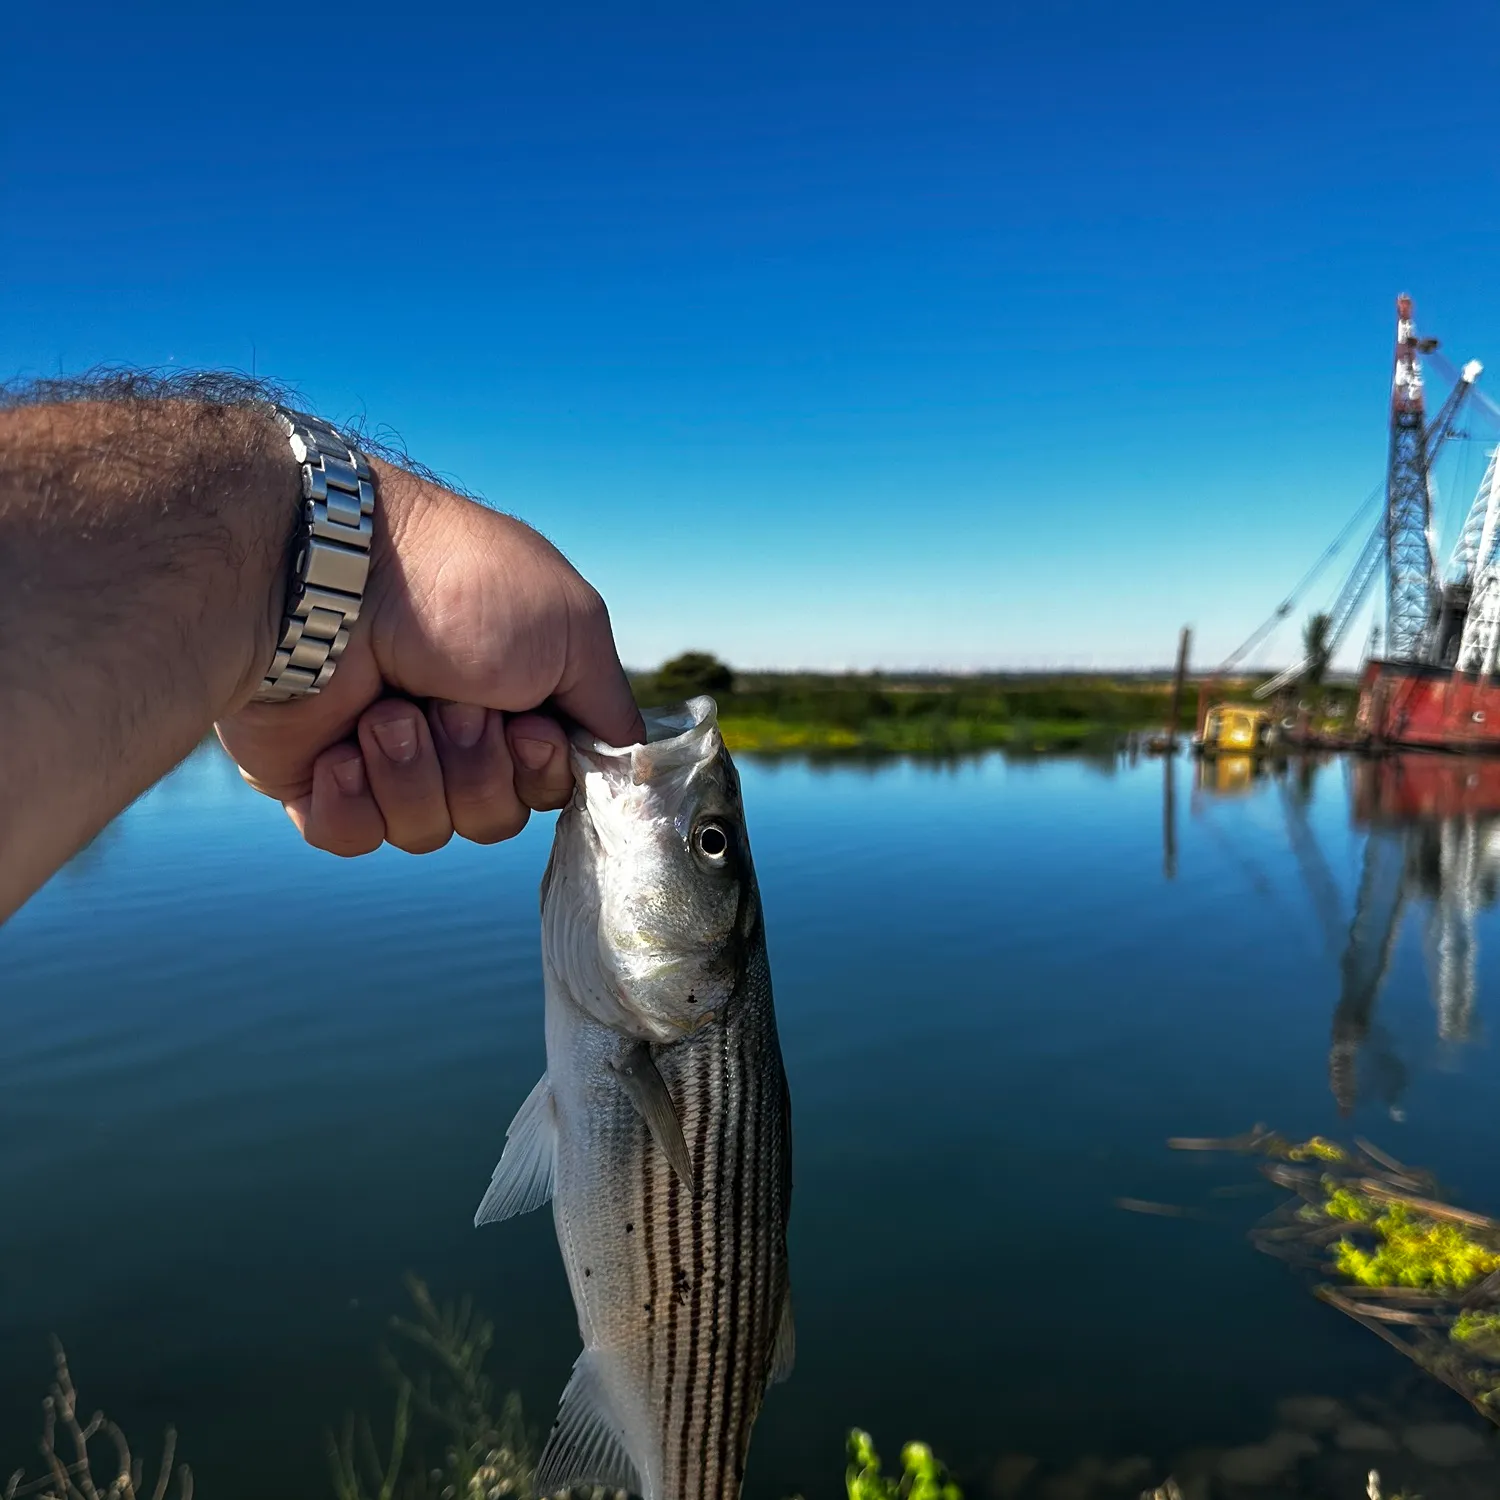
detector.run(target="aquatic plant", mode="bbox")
[328,1277,535,1500]
[1333,1202,1500,1292]
[1310,1181,1500,1291]
[328,1384,413,1500]
[2,1342,192,1500]
[1320,1186,1378,1224]
[1287,1136,1346,1164]
[844,1430,961,1500]
[1167,1127,1500,1427]
[1451,1310,1500,1359]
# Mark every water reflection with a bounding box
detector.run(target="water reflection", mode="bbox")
[1162,754,1177,880]
[1331,756,1500,1116]
[1188,751,1500,1118]
[1199,752,1261,797]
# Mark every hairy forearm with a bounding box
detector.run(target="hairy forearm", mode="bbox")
[0,398,294,918]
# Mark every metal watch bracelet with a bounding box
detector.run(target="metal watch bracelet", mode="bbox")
[252,408,376,704]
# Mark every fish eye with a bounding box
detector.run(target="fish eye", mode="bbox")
[694,821,729,860]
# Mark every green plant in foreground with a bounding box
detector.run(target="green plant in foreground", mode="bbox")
[1286,1136,1346,1164]
[1331,1202,1500,1292]
[1452,1310,1500,1359]
[845,1429,961,1500]
[329,1277,535,1500]
[3,1342,192,1500]
[1321,1186,1378,1224]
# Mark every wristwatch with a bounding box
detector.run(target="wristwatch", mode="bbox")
[253,407,376,703]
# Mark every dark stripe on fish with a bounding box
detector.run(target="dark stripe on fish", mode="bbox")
[701,1026,732,1500]
[712,1023,746,1500]
[663,1097,682,1464]
[740,1028,768,1481]
[677,1041,714,1498]
[728,1018,761,1487]
[643,1127,658,1366]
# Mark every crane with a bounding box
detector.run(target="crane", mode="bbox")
[1248,340,1481,699]
[1385,295,1440,660]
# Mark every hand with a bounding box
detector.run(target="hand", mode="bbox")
[216,460,644,856]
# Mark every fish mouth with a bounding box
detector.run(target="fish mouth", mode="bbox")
[573,696,721,786]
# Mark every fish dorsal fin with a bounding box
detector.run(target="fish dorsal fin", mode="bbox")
[535,1351,645,1498]
[768,1285,796,1386]
[611,1042,695,1192]
[474,1074,556,1227]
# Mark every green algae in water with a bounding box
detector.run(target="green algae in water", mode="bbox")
[845,1430,962,1500]
[1303,1183,1500,1292]
[1167,1129,1500,1427]
[1286,1136,1347,1164]
[1453,1310,1500,1361]
[1319,1186,1379,1225]
[1331,1201,1500,1292]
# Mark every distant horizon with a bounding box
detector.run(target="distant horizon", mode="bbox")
[626,654,1361,680]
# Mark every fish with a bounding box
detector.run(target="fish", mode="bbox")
[475,695,793,1500]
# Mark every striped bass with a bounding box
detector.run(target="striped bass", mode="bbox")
[475,695,793,1500]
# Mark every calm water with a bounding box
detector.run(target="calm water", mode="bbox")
[5,743,1500,1496]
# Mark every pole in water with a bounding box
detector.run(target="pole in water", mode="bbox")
[1167,626,1192,746]
[1163,754,1178,881]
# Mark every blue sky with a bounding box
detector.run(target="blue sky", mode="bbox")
[6,0,1500,671]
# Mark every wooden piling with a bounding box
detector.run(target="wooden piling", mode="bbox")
[1167,626,1191,746]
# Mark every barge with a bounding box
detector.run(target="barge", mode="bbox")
[1204,295,1500,756]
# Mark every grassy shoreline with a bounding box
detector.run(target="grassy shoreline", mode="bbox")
[631,658,1350,755]
[715,712,1132,754]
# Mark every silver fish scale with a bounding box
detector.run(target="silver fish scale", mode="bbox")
[546,947,790,1500]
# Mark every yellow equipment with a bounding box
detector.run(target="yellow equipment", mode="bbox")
[1197,703,1274,756]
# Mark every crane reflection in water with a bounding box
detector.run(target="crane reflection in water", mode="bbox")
[1172,751,1500,1117]
[1331,755,1500,1114]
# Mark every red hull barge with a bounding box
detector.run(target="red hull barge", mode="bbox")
[1358,659,1500,752]
[1351,751,1500,821]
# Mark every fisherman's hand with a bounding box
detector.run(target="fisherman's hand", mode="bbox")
[217,461,645,857]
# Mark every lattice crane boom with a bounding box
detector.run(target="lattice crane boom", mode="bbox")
[1253,522,1385,698]
[1385,295,1439,661]
[1429,359,1483,470]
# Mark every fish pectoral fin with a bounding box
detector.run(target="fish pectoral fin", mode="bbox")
[768,1284,796,1386]
[535,1351,645,1498]
[610,1042,695,1193]
[474,1074,556,1227]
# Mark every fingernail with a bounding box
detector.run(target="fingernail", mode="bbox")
[371,714,420,765]
[437,701,486,749]
[331,755,366,796]
[513,736,555,771]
